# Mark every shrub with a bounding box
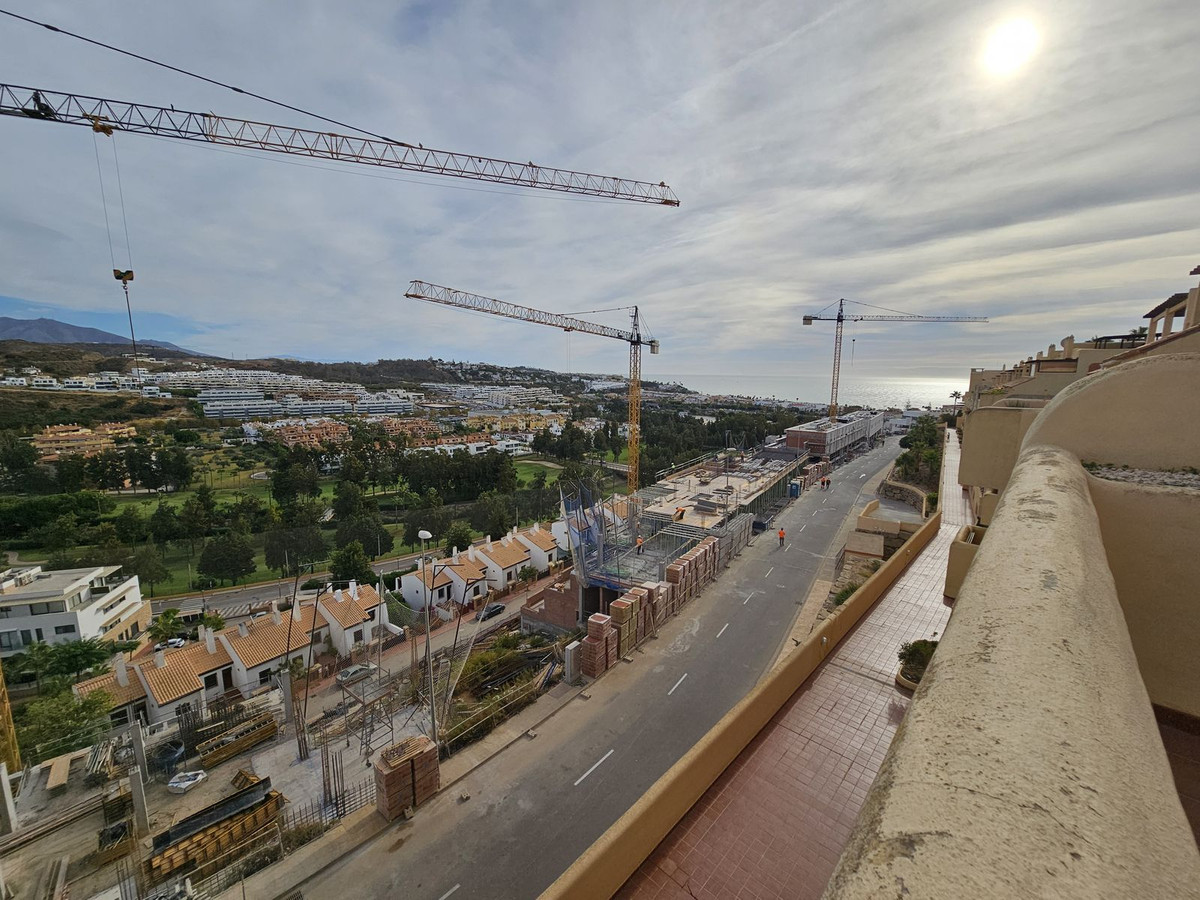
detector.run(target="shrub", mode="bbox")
[926,491,938,511]
[832,583,860,607]
[300,578,323,591]
[898,639,938,683]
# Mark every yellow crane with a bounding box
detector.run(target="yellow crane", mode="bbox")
[803,299,987,420]
[404,281,659,495]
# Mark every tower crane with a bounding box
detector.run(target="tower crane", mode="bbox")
[803,299,987,420]
[0,83,680,205]
[404,281,658,496]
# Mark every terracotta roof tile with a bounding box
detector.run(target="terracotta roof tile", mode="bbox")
[518,528,558,553]
[413,566,454,591]
[140,660,203,705]
[478,539,531,570]
[317,590,370,629]
[222,608,320,670]
[76,669,146,707]
[443,558,486,584]
[175,639,232,675]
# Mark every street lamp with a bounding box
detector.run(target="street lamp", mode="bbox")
[417,529,438,751]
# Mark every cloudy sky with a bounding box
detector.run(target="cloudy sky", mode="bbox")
[1,0,1197,397]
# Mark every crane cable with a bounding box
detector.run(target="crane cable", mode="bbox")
[91,127,141,384]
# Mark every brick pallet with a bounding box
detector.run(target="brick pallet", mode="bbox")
[374,736,440,822]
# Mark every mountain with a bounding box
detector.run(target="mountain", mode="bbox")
[0,317,201,354]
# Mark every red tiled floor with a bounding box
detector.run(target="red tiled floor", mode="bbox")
[617,433,967,900]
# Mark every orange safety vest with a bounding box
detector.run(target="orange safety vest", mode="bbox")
[778,529,785,539]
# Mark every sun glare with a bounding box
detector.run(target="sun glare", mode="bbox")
[982,18,1040,76]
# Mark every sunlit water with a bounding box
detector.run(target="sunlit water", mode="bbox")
[665,373,968,411]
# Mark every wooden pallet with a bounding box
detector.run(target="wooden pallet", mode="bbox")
[197,713,278,768]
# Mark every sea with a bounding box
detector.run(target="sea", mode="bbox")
[668,374,969,412]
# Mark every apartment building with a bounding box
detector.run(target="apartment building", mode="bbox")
[31,422,137,461]
[784,410,887,458]
[0,565,147,658]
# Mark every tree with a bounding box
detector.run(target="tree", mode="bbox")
[198,611,225,632]
[329,540,374,584]
[517,565,539,584]
[42,513,80,552]
[114,506,147,549]
[9,641,55,693]
[0,430,39,490]
[48,637,115,682]
[443,520,475,556]
[54,454,89,493]
[335,514,393,558]
[264,523,327,576]
[332,480,368,520]
[148,609,184,645]
[198,532,257,585]
[159,447,194,491]
[16,690,112,762]
[178,497,211,558]
[128,545,171,597]
[149,501,180,546]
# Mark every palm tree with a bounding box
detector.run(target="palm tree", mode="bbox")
[148,608,183,645]
[10,641,54,693]
[198,611,225,633]
[949,390,963,407]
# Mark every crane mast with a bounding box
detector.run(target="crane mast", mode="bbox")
[804,299,988,420]
[405,282,659,496]
[0,83,680,205]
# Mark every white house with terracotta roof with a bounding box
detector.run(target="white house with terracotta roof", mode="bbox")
[514,523,563,573]
[398,563,454,611]
[442,550,489,609]
[74,585,389,727]
[475,534,531,592]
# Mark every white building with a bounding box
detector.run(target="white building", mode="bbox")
[475,534,532,592]
[515,523,564,573]
[0,565,146,658]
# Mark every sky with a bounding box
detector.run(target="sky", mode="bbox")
[1,0,1197,397]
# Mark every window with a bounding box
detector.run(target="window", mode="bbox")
[19,630,32,646]
[204,672,218,690]
[258,668,273,685]
[54,624,77,635]
[0,608,9,619]
[311,632,322,645]
[353,629,363,644]
[35,628,44,642]
[0,632,18,651]
[29,601,65,616]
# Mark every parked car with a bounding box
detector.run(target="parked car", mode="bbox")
[336,662,378,685]
[154,637,187,651]
[475,602,506,622]
[167,770,208,794]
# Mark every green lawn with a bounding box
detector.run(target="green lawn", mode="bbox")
[514,460,562,486]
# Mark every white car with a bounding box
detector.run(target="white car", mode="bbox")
[154,637,187,651]
[167,770,208,794]
[336,662,378,685]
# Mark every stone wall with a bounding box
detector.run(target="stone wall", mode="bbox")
[878,472,927,516]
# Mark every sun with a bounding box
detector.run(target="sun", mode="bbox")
[981,18,1040,76]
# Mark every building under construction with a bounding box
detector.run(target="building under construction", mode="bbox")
[560,450,804,620]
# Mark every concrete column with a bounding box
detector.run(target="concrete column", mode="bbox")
[129,766,149,836]
[1162,311,1175,337]
[130,723,147,778]
[1148,315,1161,340]
[0,762,18,836]
[280,668,294,725]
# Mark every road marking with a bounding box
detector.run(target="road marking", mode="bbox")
[438,886,461,900]
[860,473,867,479]
[812,511,818,517]
[764,566,774,578]
[574,749,614,786]
[799,524,806,532]
[717,623,729,638]
[823,498,827,504]
[785,543,792,552]
[743,591,757,605]
[668,673,688,696]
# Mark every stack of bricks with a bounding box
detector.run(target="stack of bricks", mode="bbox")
[628,586,649,643]
[583,612,616,678]
[374,736,440,822]
[610,598,634,656]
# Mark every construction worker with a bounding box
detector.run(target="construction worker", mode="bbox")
[636,535,644,555]
[778,527,786,548]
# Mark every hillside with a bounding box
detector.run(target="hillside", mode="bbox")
[0,317,199,354]
[0,388,197,431]
[0,341,197,378]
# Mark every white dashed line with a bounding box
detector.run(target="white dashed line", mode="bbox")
[668,673,688,696]
[799,524,807,532]
[438,886,461,900]
[764,566,774,578]
[784,543,792,552]
[574,749,614,786]
[743,591,757,605]
[717,623,729,638]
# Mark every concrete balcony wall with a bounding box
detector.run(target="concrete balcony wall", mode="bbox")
[825,444,1200,900]
[942,524,986,600]
[958,404,1041,493]
[1088,477,1200,718]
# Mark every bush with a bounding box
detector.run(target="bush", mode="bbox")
[898,639,938,683]
[300,578,323,591]
[926,491,939,511]
[832,583,860,607]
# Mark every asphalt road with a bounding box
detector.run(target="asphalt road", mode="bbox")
[300,439,902,900]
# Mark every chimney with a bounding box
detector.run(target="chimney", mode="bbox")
[335,588,344,603]
[394,577,401,592]
[486,537,493,551]
[115,655,129,687]
[533,521,540,533]
[238,622,249,638]
[154,650,166,668]
[197,624,206,641]
[453,548,460,564]
[468,545,476,561]
[206,626,217,654]
[272,605,283,626]
[349,580,358,599]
